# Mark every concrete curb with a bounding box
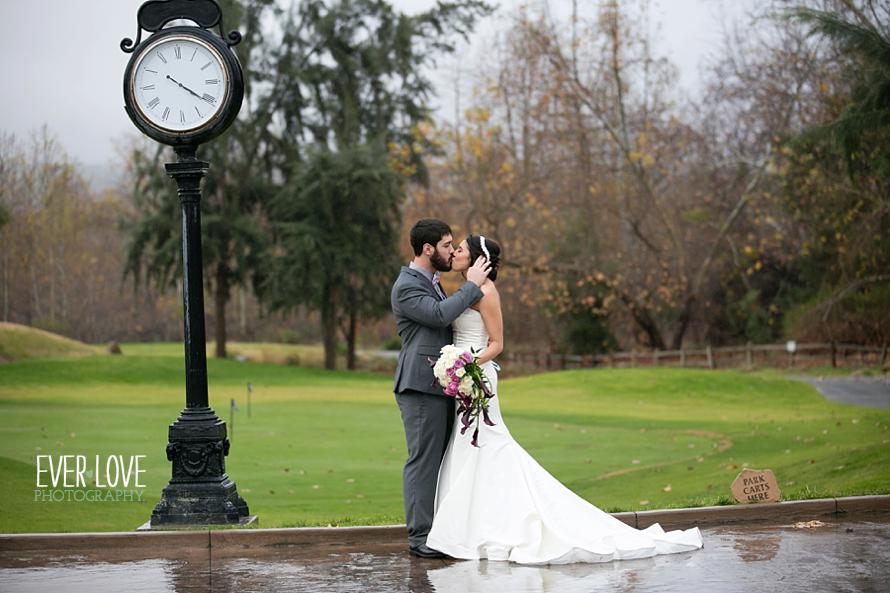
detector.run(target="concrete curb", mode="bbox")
[2,495,888,552]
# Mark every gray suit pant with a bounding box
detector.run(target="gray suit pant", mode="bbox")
[395,389,455,547]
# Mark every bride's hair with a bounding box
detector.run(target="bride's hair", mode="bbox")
[466,235,502,281]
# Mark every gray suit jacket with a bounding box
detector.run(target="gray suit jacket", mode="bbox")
[391,266,483,396]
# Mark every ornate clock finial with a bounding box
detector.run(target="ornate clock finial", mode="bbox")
[121,0,241,53]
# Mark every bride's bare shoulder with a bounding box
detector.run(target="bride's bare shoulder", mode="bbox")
[480,281,500,299]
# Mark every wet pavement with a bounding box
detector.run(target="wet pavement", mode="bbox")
[792,375,890,409]
[1,518,888,593]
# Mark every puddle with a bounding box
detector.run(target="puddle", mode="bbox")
[1,520,888,592]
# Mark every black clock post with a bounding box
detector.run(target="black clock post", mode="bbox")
[121,0,252,528]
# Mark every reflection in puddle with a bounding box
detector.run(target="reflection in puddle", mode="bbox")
[0,559,178,593]
[0,521,888,593]
[427,557,662,593]
[733,535,781,562]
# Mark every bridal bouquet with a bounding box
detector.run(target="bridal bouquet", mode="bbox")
[429,345,496,447]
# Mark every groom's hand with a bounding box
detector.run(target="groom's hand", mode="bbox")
[466,256,492,286]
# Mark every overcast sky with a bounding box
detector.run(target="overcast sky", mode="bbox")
[0,0,754,170]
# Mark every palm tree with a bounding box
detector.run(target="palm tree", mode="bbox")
[785,2,890,333]
[789,3,890,173]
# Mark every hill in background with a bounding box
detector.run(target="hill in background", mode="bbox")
[0,323,102,362]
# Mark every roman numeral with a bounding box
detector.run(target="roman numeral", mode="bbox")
[147,97,160,109]
[201,61,212,70]
[180,110,186,124]
[205,79,219,85]
[202,93,217,105]
[157,51,167,64]
[141,84,156,91]
[195,106,203,117]
[174,45,181,59]
[162,107,170,121]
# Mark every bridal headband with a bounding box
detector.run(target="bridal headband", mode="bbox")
[479,235,490,261]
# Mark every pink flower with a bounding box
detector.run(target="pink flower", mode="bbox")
[430,344,497,446]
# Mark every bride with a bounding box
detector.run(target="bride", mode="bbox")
[426,235,703,565]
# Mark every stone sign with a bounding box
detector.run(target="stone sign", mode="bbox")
[731,468,781,504]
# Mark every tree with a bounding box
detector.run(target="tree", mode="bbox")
[790,2,890,174]
[777,1,890,342]
[122,0,275,358]
[262,143,402,369]
[259,0,492,369]
[0,129,178,342]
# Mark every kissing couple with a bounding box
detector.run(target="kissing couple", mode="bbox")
[391,218,703,564]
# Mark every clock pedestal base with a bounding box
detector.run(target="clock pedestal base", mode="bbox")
[150,408,250,527]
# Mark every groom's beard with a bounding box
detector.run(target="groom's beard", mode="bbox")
[430,251,452,272]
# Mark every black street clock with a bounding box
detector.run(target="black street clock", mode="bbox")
[122,0,243,147]
[120,0,252,528]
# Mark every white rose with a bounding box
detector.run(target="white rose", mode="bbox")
[432,359,447,383]
[459,375,474,395]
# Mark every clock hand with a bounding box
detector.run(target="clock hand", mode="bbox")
[166,75,204,100]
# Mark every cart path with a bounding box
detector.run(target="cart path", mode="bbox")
[791,375,890,409]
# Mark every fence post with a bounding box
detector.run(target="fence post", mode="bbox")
[680,348,686,367]
[882,342,887,366]
[653,349,659,367]
[745,341,753,370]
[706,345,715,370]
[630,350,636,368]
[831,341,837,368]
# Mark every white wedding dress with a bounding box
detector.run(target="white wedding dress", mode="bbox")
[426,308,703,565]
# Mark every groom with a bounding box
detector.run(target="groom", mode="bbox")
[391,218,491,558]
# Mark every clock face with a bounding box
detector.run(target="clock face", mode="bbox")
[130,35,229,133]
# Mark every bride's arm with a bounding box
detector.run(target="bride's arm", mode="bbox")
[475,286,503,364]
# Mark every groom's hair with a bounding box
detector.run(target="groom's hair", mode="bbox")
[410,219,452,256]
[467,235,502,281]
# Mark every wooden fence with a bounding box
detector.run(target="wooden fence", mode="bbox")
[501,342,889,375]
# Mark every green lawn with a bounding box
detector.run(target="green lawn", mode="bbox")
[0,351,887,533]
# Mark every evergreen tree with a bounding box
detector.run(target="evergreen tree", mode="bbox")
[260,0,492,369]
[782,2,890,340]
[262,143,401,369]
[790,3,890,174]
